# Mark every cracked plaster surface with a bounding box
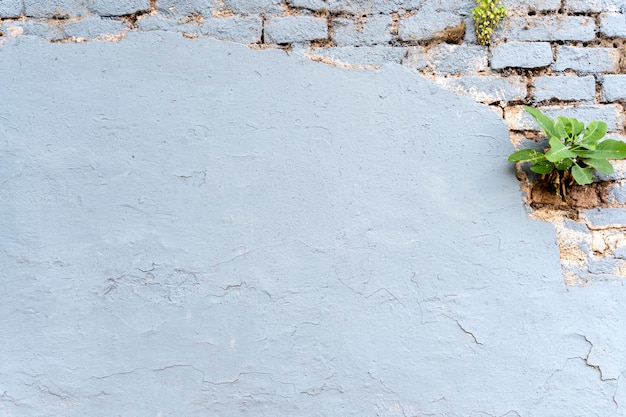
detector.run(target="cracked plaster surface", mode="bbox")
[2,32,626,415]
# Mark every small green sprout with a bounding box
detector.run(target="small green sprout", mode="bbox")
[472,0,507,46]
[508,106,626,202]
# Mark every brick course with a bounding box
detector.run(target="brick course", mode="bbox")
[24,0,88,17]
[553,47,621,73]
[532,76,596,102]
[200,17,262,43]
[496,16,596,42]
[399,10,464,42]
[491,42,553,69]
[434,76,527,103]
[89,0,150,16]
[0,0,22,17]
[332,16,393,47]
[565,0,624,13]
[266,16,328,44]
[505,104,624,131]
[429,44,488,75]
[602,75,626,102]
[600,13,626,38]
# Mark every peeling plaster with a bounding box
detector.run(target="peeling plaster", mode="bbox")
[3,32,626,416]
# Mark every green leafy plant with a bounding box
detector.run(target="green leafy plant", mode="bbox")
[472,0,507,46]
[508,106,626,201]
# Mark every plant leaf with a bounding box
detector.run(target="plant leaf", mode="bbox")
[554,158,573,170]
[581,158,614,175]
[583,139,626,160]
[507,149,546,163]
[523,106,558,139]
[545,137,578,162]
[582,120,608,148]
[557,116,573,139]
[572,119,585,137]
[571,164,594,185]
[530,160,555,174]
[555,118,567,140]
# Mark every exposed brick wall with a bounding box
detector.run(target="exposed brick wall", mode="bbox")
[1,0,625,284]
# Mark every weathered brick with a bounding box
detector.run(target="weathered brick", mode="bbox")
[332,15,392,47]
[608,182,626,204]
[266,16,327,44]
[305,46,407,68]
[200,16,262,43]
[602,75,626,102]
[428,44,488,75]
[415,0,473,14]
[566,0,624,13]
[494,16,596,42]
[88,0,149,16]
[588,257,626,274]
[502,0,561,12]
[463,16,478,44]
[156,0,214,16]
[0,20,65,40]
[553,46,621,73]
[600,13,626,38]
[490,42,553,69]
[581,208,626,229]
[433,76,527,103]
[220,0,282,15]
[532,76,596,102]
[0,0,22,17]
[64,16,129,39]
[402,46,427,70]
[288,0,423,14]
[399,10,464,42]
[136,14,201,33]
[24,0,89,17]
[505,104,624,131]
[614,242,626,259]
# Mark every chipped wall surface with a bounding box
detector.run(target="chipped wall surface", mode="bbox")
[1,0,626,282]
[2,1,626,415]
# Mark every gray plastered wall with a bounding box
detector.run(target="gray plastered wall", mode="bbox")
[3,1,626,415]
[1,0,625,281]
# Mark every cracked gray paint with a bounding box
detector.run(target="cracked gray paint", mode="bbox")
[2,32,626,416]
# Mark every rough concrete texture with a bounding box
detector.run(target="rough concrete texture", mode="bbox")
[0,0,22,17]
[63,17,130,40]
[288,0,425,14]
[533,75,596,102]
[24,0,89,17]
[600,13,626,37]
[506,104,624,131]
[89,0,151,16]
[565,0,625,12]
[7,32,626,416]
[434,75,527,103]
[495,16,596,42]
[554,46,621,73]
[502,0,561,11]
[265,16,328,44]
[199,16,262,43]
[156,0,214,16]
[332,15,393,47]
[490,42,553,69]
[399,10,465,41]
[303,46,408,68]
[220,0,283,15]
[602,75,626,102]
[428,43,488,74]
